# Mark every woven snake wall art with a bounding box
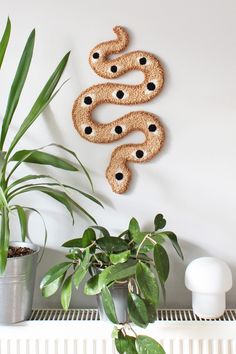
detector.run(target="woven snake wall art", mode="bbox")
[72,26,165,194]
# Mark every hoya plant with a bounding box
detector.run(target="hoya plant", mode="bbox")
[0,19,102,273]
[41,213,183,354]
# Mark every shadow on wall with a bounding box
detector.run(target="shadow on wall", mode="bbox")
[33,247,97,309]
[163,239,210,308]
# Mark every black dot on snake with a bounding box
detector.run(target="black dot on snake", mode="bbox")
[148,124,157,132]
[116,90,124,99]
[147,82,156,91]
[84,96,92,105]
[111,65,117,73]
[85,126,92,135]
[93,52,99,59]
[115,126,123,134]
[115,172,123,181]
[136,150,144,159]
[139,57,147,65]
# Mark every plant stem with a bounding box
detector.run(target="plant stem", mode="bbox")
[136,233,156,257]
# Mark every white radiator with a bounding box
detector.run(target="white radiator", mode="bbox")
[0,309,235,354]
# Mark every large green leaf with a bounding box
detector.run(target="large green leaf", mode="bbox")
[84,273,100,295]
[0,151,6,178]
[0,207,9,274]
[7,180,103,215]
[42,273,65,298]
[62,238,84,248]
[115,332,137,354]
[15,205,27,241]
[6,142,96,192]
[128,292,148,328]
[0,29,35,149]
[135,336,165,354]
[97,236,128,253]
[84,261,136,295]
[128,218,152,250]
[128,217,140,238]
[9,185,75,223]
[0,186,9,209]
[25,188,96,225]
[110,250,131,265]
[62,228,96,249]
[61,274,73,311]
[6,52,70,156]
[154,214,166,231]
[73,248,91,289]
[0,18,11,69]
[101,286,119,324]
[159,231,184,260]
[7,174,57,191]
[136,262,159,306]
[40,262,71,288]
[145,300,157,323]
[6,148,49,183]
[61,274,73,310]
[152,233,165,245]
[10,150,78,171]
[153,244,169,282]
[159,279,166,304]
[91,226,110,238]
[66,248,83,260]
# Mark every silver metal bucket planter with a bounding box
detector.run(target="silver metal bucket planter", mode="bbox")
[97,281,128,324]
[0,241,40,324]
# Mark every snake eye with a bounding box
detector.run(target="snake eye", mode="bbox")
[112,90,129,100]
[111,125,126,135]
[84,96,92,105]
[111,65,117,73]
[139,57,147,65]
[81,124,96,137]
[132,150,147,160]
[145,80,157,95]
[147,82,156,91]
[148,124,157,132]
[115,172,124,181]
[84,126,92,135]
[92,52,99,59]
[81,94,95,107]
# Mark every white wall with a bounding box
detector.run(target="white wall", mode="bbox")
[1,0,236,309]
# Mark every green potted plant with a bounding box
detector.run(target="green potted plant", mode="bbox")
[41,213,183,353]
[0,18,102,323]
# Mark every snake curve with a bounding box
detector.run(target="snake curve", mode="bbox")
[72,26,165,194]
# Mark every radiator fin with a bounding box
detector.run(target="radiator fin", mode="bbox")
[29,308,236,322]
[0,338,235,354]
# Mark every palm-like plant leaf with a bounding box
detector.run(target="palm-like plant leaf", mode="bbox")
[0,29,35,149]
[0,21,100,274]
[7,182,100,222]
[6,52,70,157]
[10,150,78,171]
[9,185,75,223]
[0,18,11,70]
[15,205,27,241]
[0,208,9,273]
[6,174,59,191]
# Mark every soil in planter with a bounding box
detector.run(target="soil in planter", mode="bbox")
[7,246,34,258]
